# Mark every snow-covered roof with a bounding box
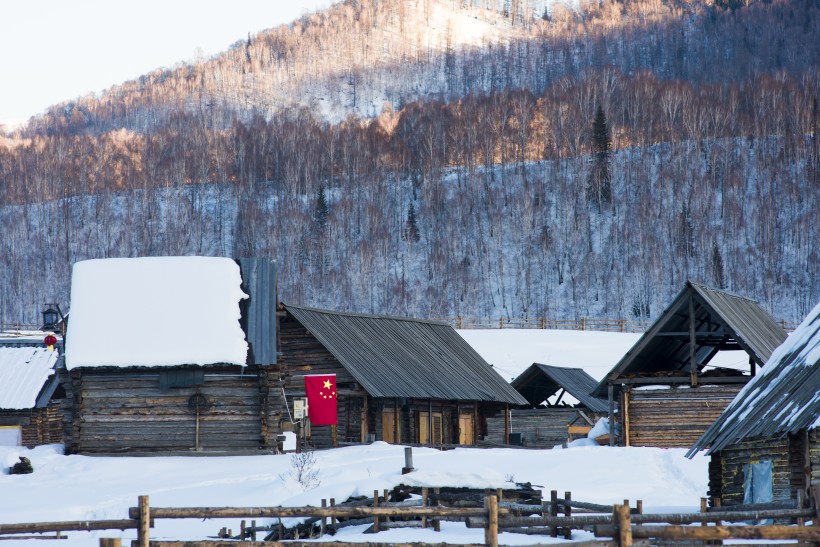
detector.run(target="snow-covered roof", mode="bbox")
[65,257,249,370]
[0,345,59,409]
[687,300,820,456]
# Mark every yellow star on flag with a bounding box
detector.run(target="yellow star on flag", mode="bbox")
[323,379,332,389]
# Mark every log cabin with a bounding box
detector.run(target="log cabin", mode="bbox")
[484,363,607,447]
[687,302,820,507]
[278,304,527,449]
[0,333,64,447]
[60,256,279,454]
[592,281,788,448]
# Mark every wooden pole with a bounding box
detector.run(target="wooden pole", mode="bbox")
[361,396,368,444]
[689,293,697,387]
[99,540,121,547]
[608,384,615,446]
[372,490,380,533]
[564,491,572,540]
[550,490,559,537]
[433,488,441,532]
[615,504,632,546]
[321,499,327,536]
[421,487,428,529]
[484,495,498,547]
[504,403,510,445]
[330,498,336,526]
[138,495,150,547]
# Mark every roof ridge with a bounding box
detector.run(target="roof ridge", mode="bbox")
[282,303,449,326]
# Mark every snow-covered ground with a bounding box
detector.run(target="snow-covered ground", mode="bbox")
[1,442,708,545]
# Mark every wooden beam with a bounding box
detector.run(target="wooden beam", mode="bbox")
[614,376,750,386]
[689,294,697,387]
[608,384,615,446]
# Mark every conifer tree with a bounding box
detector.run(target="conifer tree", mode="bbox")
[587,104,613,210]
[404,202,421,243]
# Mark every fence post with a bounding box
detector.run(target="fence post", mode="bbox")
[137,495,150,547]
[615,503,632,546]
[484,494,498,547]
[100,540,121,547]
[564,491,572,539]
[373,489,380,533]
[433,488,441,531]
[330,498,336,526]
[321,499,327,536]
[499,316,504,328]
[421,487,428,529]
[550,490,559,537]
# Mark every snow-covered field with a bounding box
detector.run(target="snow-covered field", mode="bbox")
[1,442,708,545]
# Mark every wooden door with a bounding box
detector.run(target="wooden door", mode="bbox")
[419,411,443,446]
[382,409,396,443]
[458,413,475,445]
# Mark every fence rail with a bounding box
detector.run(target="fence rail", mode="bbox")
[1,491,818,547]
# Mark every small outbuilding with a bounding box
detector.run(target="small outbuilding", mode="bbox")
[687,301,820,507]
[592,281,788,448]
[485,363,608,447]
[278,304,528,449]
[0,333,63,447]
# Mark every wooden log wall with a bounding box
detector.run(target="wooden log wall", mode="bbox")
[810,428,820,487]
[62,367,262,454]
[21,402,63,447]
[484,408,597,448]
[717,436,793,507]
[277,320,362,450]
[621,385,743,448]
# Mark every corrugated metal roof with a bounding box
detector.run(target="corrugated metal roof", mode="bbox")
[0,342,59,409]
[512,363,608,413]
[593,281,787,397]
[687,301,820,457]
[283,304,527,405]
[238,258,277,365]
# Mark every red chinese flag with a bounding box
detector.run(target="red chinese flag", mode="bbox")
[304,374,338,426]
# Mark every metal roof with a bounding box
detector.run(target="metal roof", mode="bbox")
[237,258,277,365]
[593,281,787,397]
[0,338,60,409]
[687,301,820,457]
[512,363,608,412]
[283,304,527,405]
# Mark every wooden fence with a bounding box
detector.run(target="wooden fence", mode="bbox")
[442,316,798,333]
[2,488,819,547]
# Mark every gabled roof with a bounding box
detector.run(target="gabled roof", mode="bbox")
[512,363,608,413]
[283,304,527,405]
[0,337,60,410]
[593,281,787,397]
[687,301,820,457]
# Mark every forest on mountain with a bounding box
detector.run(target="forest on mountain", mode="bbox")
[0,0,818,326]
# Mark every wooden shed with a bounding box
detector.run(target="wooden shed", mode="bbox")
[278,304,528,450]
[687,302,820,508]
[0,334,64,447]
[484,363,608,448]
[61,256,280,455]
[592,281,787,448]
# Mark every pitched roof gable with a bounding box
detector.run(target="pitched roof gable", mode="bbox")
[512,363,608,412]
[593,281,787,397]
[283,304,527,405]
